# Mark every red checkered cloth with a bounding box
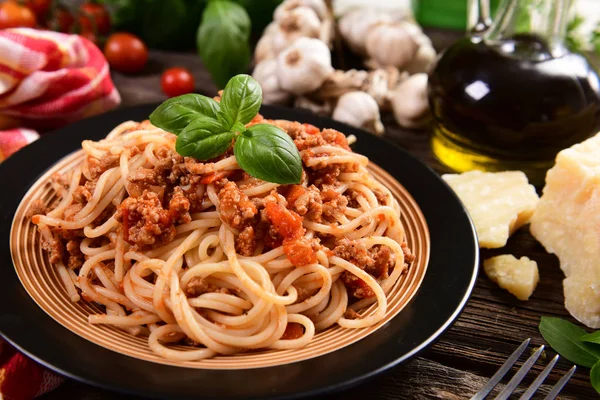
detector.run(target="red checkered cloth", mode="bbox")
[0,28,121,398]
[0,27,121,162]
[0,338,64,400]
[0,128,39,161]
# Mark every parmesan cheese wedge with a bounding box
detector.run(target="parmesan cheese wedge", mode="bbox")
[484,255,539,301]
[530,133,600,328]
[442,171,539,248]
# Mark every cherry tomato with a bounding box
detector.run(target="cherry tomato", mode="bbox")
[104,33,148,74]
[25,0,51,22]
[0,1,36,29]
[79,2,110,36]
[161,67,195,98]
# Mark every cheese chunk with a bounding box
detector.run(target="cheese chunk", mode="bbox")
[442,171,539,248]
[484,255,539,301]
[530,133,600,328]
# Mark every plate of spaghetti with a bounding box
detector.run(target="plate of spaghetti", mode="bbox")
[0,96,477,398]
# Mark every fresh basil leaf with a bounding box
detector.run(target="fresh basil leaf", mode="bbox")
[581,331,600,345]
[150,94,220,135]
[197,1,251,88]
[217,110,234,131]
[234,124,301,184]
[231,121,246,133]
[220,74,262,125]
[591,361,600,394]
[176,118,233,160]
[539,317,600,368]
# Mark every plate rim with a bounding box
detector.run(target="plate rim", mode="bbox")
[0,103,478,400]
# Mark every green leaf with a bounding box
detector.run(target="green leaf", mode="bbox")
[231,121,246,133]
[197,1,251,88]
[581,331,600,345]
[220,74,262,125]
[591,361,600,394]
[176,118,233,160]
[217,110,234,131]
[234,124,302,184]
[150,94,220,135]
[539,317,600,368]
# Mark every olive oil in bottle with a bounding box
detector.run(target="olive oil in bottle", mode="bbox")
[428,0,600,185]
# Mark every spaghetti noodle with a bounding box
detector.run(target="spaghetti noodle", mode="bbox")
[30,116,414,361]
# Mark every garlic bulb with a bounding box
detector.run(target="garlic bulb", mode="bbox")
[398,20,430,46]
[390,73,430,129]
[254,22,279,63]
[277,37,333,95]
[365,22,418,68]
[406,44,437,74]
[333,91,384,135]
[295,96,332,115]
[274,0,329,22]
[272,7,322,53]
[253,59,291,105]
[338,9,390,55]
[255,35,275,64]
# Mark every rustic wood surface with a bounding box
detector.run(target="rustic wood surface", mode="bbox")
[40,30,597,399]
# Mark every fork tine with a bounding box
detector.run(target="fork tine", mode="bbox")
[543,365,577,400]
[494,345,545,400]
[518,354,560,400]
[471,339,531,400]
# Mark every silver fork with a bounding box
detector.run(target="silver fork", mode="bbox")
[471,338,577,400]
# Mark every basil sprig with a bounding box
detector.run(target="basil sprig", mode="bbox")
[539,316,600,394]
[149,74,302,185]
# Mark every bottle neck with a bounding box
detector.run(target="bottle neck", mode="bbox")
[484,0,572,57]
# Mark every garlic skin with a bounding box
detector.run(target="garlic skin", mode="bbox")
[255,35,275,64]
[272,7,322,53]
[365,22,418,69]
[254,22,280,63]
[333,91,384,135]
[338,9,390,55]
[364,67,403,110]
[405,44,437,74]
[391,73,430,129]
[274,0,329,22]
[276,37,333,95]
[253,59,291,105]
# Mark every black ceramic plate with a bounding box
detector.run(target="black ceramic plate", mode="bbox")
[0,104,478,399]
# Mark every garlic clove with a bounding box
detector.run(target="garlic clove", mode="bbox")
[391,73,430,129]
[365,22,418,69]
[276,37,333,95]
[274,0,329,22]
[253,59,291,105]
[332,91,384,135]
[338,9,391,56]
[255,34,276,64]
[362,67,403,111]
[264,21,279,36]
[254,22,281,63]
[272,7,322,53]
[405,44,437,74]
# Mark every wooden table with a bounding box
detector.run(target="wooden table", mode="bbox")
[41,32,597,399]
